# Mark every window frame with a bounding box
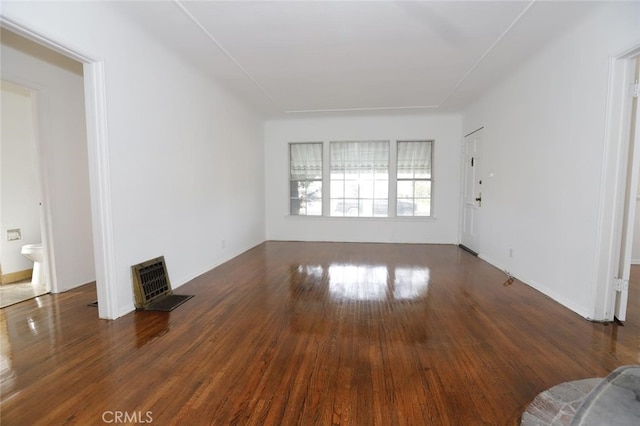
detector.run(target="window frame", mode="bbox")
[396,140,434,217]
[287,139,435,219]
[329,140,390,218]
[289,142,323,216]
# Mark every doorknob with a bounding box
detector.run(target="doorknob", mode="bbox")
[475,193,482,207]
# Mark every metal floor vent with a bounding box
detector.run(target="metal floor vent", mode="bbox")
[132,256,193,311]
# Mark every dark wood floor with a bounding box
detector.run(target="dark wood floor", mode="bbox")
[1,242,638,425]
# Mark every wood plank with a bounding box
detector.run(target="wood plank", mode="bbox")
[0,242,638,425]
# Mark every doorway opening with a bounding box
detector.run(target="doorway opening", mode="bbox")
[0,28,94,307]
[0,81,49,307]
[596,46,640,323]
[0,18,117,319]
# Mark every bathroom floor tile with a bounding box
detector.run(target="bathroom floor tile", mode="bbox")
[0,280,48,308]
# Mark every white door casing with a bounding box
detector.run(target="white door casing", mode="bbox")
[1,17,119,319]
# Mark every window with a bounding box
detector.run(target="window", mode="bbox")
[289,143,322,216]
[397,141,432,216]
[330,141,389,217]
[288,139,433,218]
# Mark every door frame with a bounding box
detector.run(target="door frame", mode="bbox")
[459,127,484,255]
[593,42,640,322]
[1,17,119,320]
[615,83,639,321]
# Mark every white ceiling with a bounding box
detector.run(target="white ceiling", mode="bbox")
[114,0,601,118]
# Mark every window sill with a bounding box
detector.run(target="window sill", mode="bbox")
[286,215,438,222]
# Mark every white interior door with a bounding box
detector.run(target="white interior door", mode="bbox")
[460,129,483,254]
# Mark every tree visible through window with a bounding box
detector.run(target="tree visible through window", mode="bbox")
[330,141,389,217]
[397,141,432,216]
[289,142,322,216]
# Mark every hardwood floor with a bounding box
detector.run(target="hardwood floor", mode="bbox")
[1,242,638,425]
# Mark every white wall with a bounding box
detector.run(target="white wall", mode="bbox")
[0,83,41,274]
[265,114,461,243]
[2,1,266,317]
[1,31,95,291]
[462,2,640,318]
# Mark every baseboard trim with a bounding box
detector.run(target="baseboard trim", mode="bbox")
[458,244,478,256]
[1,269,33,285]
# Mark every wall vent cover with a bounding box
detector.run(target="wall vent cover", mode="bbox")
[131,256,193,311]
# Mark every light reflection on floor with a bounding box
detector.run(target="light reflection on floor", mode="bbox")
[329,264,389,300]
[392,267,430,300]
[293,263,430,301]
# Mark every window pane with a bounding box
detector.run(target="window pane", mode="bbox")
[397,181,414,198]
[306,199,322,215]
[360,180,374,198]
[344,199,359,216]
[344,181,359,198]
[373,200,388,217]
[359,199,373,216]
[414,198,431,216]
[331,199,345,216]
[397,200,415,216]
[306,181,322,200]
[374,180,388,198]
[415,181,431,198]
[331,180,344,198]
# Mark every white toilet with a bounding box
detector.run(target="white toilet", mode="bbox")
[21,243,45,286]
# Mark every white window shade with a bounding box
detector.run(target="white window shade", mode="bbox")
[290,143,322,180]
[330,141,389,171]
[397,141,432,179]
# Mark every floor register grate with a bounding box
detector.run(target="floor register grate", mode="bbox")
[132,256,193,312]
